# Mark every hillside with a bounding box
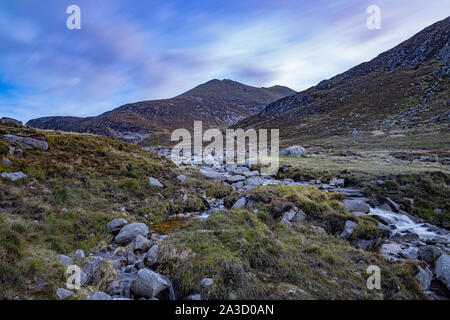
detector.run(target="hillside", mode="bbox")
[27,80,295,145]
[235,17,450,154]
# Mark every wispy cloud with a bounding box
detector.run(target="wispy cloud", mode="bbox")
[0,0,448,122]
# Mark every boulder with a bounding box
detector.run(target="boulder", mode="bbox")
[339,220,358,239]
[434,253,450,290]
[243,170,260,177]
[57,254,73,267]
[3,134,48,150]
[86,291,112,300]
[280,146,307,157]
[415,266,433,291]
[200,278,213,288]
[115,222,149,245]
[148,177,164,188]
[292,210,307,223]
[2,158,12,166]
[106,218,128,234]
[342,199,370,213]
[282,207,298,222]
[144,244,159,267]
[176,175,186,183]
[56,288,73,299]
[232,197,247,209]
[132,234,152,253]
[200,168,226,182]
[418,245,440,264]
[312,226,326,234]
[131,269,170,298]
[1,172,27,181]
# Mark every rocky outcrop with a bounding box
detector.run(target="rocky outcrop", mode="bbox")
[3,134,48,150]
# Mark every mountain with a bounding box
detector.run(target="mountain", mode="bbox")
[27,79,296,144]
[235,17,449,151]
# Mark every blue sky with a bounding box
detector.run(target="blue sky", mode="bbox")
[0,0,449,122]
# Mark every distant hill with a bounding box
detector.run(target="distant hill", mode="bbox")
[27,80,296,144]
[235,17,449,150]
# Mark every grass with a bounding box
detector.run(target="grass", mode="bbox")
[0,123,229,299]
[156,185,425,299]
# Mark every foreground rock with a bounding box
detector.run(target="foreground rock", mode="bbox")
[106,219,128,234]
[86,291,112,300]
[131,269,170,298]
[3,134,48,150]
[115,222,149,245]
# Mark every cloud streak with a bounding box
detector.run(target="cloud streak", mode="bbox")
[0,0,448,122]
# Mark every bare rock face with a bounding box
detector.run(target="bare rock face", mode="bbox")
[3,134,48,150]
[1,117,23,127]
[131,269,170,298]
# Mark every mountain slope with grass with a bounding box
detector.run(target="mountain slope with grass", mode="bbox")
[27,79,295,145]
[235,17,449,153]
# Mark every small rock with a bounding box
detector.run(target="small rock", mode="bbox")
[415,266,433,291]
[226,175,246,183]
[57,254,73,267]
[245,176,265,187]
[115,222,149,245]
[1,172,27,181]
[200,278,213,288]
[292,210,307,223]
[2,158,12,166]
[418,245,440,264]
[131,269,170,298]
[185,294,202,300]
[386,197,400,212]
[56,288,73,299]
[132,234,152,253]
[144,244,159,267]
[342,199,370,213]
[339,220,358,239]
[312,226,326,234]
[176,175,186,183]
[280,146,307,157]
[148,177,164,188]
[434,253,450,290]
[86,291,112,300]
[232,197,247,209]
[106,218,128,234]
[73,249,85,262]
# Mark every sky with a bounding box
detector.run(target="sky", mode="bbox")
[0,0,449,123]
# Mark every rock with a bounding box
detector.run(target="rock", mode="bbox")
[329,178,344,186]
[115,222,149,245]
[2,158,12,166]
[280,146,307,157]
[415,266,433,291]
[282,207,298,222]
[378,203,392,212]
[281,218,292,228]
[312,226,326,234]
[83,256,103,280]
[232,181,244,189]
[56,288,73,299]
[245,176,265,187]
[131,269,170,298]
[342,199,370,213]
[3,134,48,150]
[434,208,441,214]
[200,168,226,182]
[232,197,247,209]
[132,234,152,253]
[339,220,358,239]
[418,245,440,264]
[106,218,128,233]
[1,172,27,181]
[434,254,450,290]
[1,117,23,127]
[185,294,202,300]
[57,254,73,267]
[176,175,186,183]
[200,278,213,288]
[226,175,246,183]
[292,210,307,223]
[386,197,400,212]
[243,170,260,177]
[352,239,377,251]
[148,177,164,188]
[144,244,159,267]
[86,291,113,300]
[73,249,85,262]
